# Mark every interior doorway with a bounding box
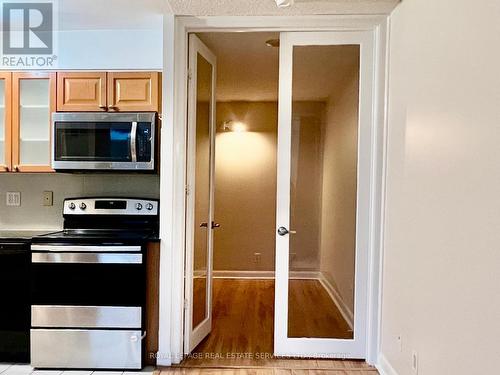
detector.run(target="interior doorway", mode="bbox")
[183,30,373,365]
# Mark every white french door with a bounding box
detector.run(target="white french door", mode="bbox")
[184,34,217,353]
[274,31,375,358]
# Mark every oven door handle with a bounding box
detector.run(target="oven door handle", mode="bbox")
[131,121,138,163]
[32,253,143,264]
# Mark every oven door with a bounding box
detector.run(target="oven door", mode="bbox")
[52,112,155,171]
[31,250,145,306]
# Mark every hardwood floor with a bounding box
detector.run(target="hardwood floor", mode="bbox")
[160,368,377,374]
[288,280,353,339]
[177,279,367,372]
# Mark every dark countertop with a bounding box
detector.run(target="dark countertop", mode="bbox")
[0,230,160,242]
[0,230,58,242]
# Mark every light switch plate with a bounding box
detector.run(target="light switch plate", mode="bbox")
[6,192,21,206]
[43,191,53,206]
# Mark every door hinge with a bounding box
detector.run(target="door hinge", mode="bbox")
[184,298,189,310]
[185,185,190,195]
[188,69,193,81]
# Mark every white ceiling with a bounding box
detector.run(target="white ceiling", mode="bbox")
[167,0,399,16]
[197,32,359,102]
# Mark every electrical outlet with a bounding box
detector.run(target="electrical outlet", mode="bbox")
[254,252,261,264]
[397,335,402,353]
[43,191,53,206]
[412,350,418,374]
[6,192,21,206]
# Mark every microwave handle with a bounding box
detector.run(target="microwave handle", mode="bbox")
[130,121,137,162]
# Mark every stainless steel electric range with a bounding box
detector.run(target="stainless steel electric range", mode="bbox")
[30,197,159,370]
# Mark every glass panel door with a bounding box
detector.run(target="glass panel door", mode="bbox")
[12,72,55,172]
[184,34,217,353]
[274,31,374,358]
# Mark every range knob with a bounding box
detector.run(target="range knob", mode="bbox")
[136,203,143,210]
[146,203,154,211]
[69,202,76,210]
[79,202,87,210]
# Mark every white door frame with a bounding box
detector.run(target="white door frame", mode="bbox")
[274,30,374,359]
[183,34,217,354]
[159,14,389,366]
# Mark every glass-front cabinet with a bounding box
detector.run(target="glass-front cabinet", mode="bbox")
[12,72,55,172]
[0,72,12,172]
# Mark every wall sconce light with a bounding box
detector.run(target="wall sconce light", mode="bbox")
[221,120,247,132]
[275,0,294,8]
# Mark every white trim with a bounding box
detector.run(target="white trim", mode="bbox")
[318,273,354,330]
[376,354,399,375]
[366,17,390,365]
[157,13,175,368]
[212,270,320,279]
[160,14,388,366]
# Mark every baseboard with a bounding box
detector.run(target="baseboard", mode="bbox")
[318,272,354,330]
[213,270,275,279]
[212,270,320,279]
[376,354,399,375]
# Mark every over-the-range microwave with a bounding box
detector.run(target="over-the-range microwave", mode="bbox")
[52,112,156,172]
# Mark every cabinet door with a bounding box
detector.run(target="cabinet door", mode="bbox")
[12,72,56,173]
[107,72,159,112]
[57,72,107,111]
[0,72,12,173]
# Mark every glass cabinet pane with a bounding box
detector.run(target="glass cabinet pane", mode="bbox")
[19,79,50,165]
[0,79,5,166]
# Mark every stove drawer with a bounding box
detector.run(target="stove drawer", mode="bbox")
[31,329,142,369]
[32,305,141,328]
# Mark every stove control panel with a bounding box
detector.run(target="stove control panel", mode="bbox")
[64,198,158,216]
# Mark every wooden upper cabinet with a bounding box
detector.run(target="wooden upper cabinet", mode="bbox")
[11,72,56,173]
[0,72,12,173]
[107,72,159,112]
[57,72,107,111]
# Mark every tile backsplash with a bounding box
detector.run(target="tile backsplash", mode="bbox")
[0,174,160,230]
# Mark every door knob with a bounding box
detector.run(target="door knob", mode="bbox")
[200,222,208,228]
[211,222,221,229]
[277,226,296,236]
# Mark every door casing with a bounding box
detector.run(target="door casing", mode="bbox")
[158,14,390,367]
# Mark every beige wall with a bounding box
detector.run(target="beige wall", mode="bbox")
[289,102,326,271]
[319,69,359,316]
[213,101,278,271]
[0,174,159,229]
[381,0,500,374]
[213,101,331,272]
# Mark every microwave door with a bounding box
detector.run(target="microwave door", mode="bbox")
[53,122,133,169]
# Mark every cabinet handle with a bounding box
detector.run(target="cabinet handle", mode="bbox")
[13,165,19,172]
[2,166,9,172]
[99,105,107,110]
[108,105,118,110]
